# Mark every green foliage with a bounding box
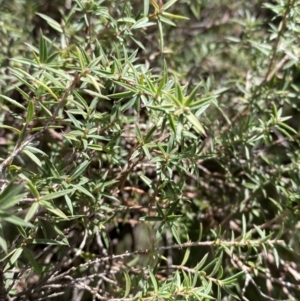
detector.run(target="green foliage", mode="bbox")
[0,0,300,300]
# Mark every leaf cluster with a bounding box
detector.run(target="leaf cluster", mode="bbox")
[0,0,300,300]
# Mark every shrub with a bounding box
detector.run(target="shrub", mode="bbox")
[0,0,300,300]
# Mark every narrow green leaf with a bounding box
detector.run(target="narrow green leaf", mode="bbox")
[171,224,181,245]
[43,70,66,88]
[157,74,167,96]
[217,286,221,301]
[242,214,246,239]
[193,291,215,300]
[26,100,35,123]
[192,253,208,287]
[0,223,7,253]
[14,86,31,101]
[167,93,182,108]
[272,102,278,117]
[86,74,102,93]
[0,212,34,227]
[217,266,223,279]
[223,286,241,299]
[123,270,131,298]
[142,145,152,160]
[22,149,42,167]
[0,182,24,210]
[144,0,150,16]
[181,248,190,266]
[253,224,265,239]
[39,30,48,63]
[27,182,40,199]
[7,247,23,267]
[65,194,73,216]
[132,17,155,29]
[151,0,160,10]
[158,15,176,26]
[78,45,91,64]
[273,247,279,268]
[31,239,68,245]
[87,144,103,151]
[189,95,214,109]
[33,79,59,101]
[39,200,69,220]
[130,36,146,50]
[25,202,39,222]
[166,215,181,221]
[144,125,157,143]
[46,51,60,63]
[135,123,143,141]
[175,80,184,104]
[25,145,47,156]
[274,223,284,241]
[202,256,219,273]
[185,111,206,136]
[275,123,297,139]
[140,174,152,187]
[184,82,202,107]
[212,100,231,125]
[0,94,26,110]
[76,46,86,71]
[209,252,223,277]
[39,189,74,202]
[162,0,177,10]
[0,125,20,135]
[204,279,213,295]
[198,223,203,242]
[130,149,140,160]
[157,18,164,52]
[11,67,35,82]
[148,267,158,292]
[83,89,110,100]
[107,91,135,99]
[18,124,28,145]
[70,184,95,199]
[23,247,42,275]
[36,13,63,33]
[66,111,83,129]
[43,157,60,177]
[156,204,165,218]
[222,271,245,285]
[15,224,28,240]
[162,12,189,20]
[182,270,191,287]
[70,160,90,180]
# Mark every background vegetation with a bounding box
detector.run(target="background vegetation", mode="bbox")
[0,0,300,300]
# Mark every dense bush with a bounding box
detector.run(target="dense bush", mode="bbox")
[0,0,300,300]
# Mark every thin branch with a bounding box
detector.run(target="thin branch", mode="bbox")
[230,251,289,301]
[51,238,285,283]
